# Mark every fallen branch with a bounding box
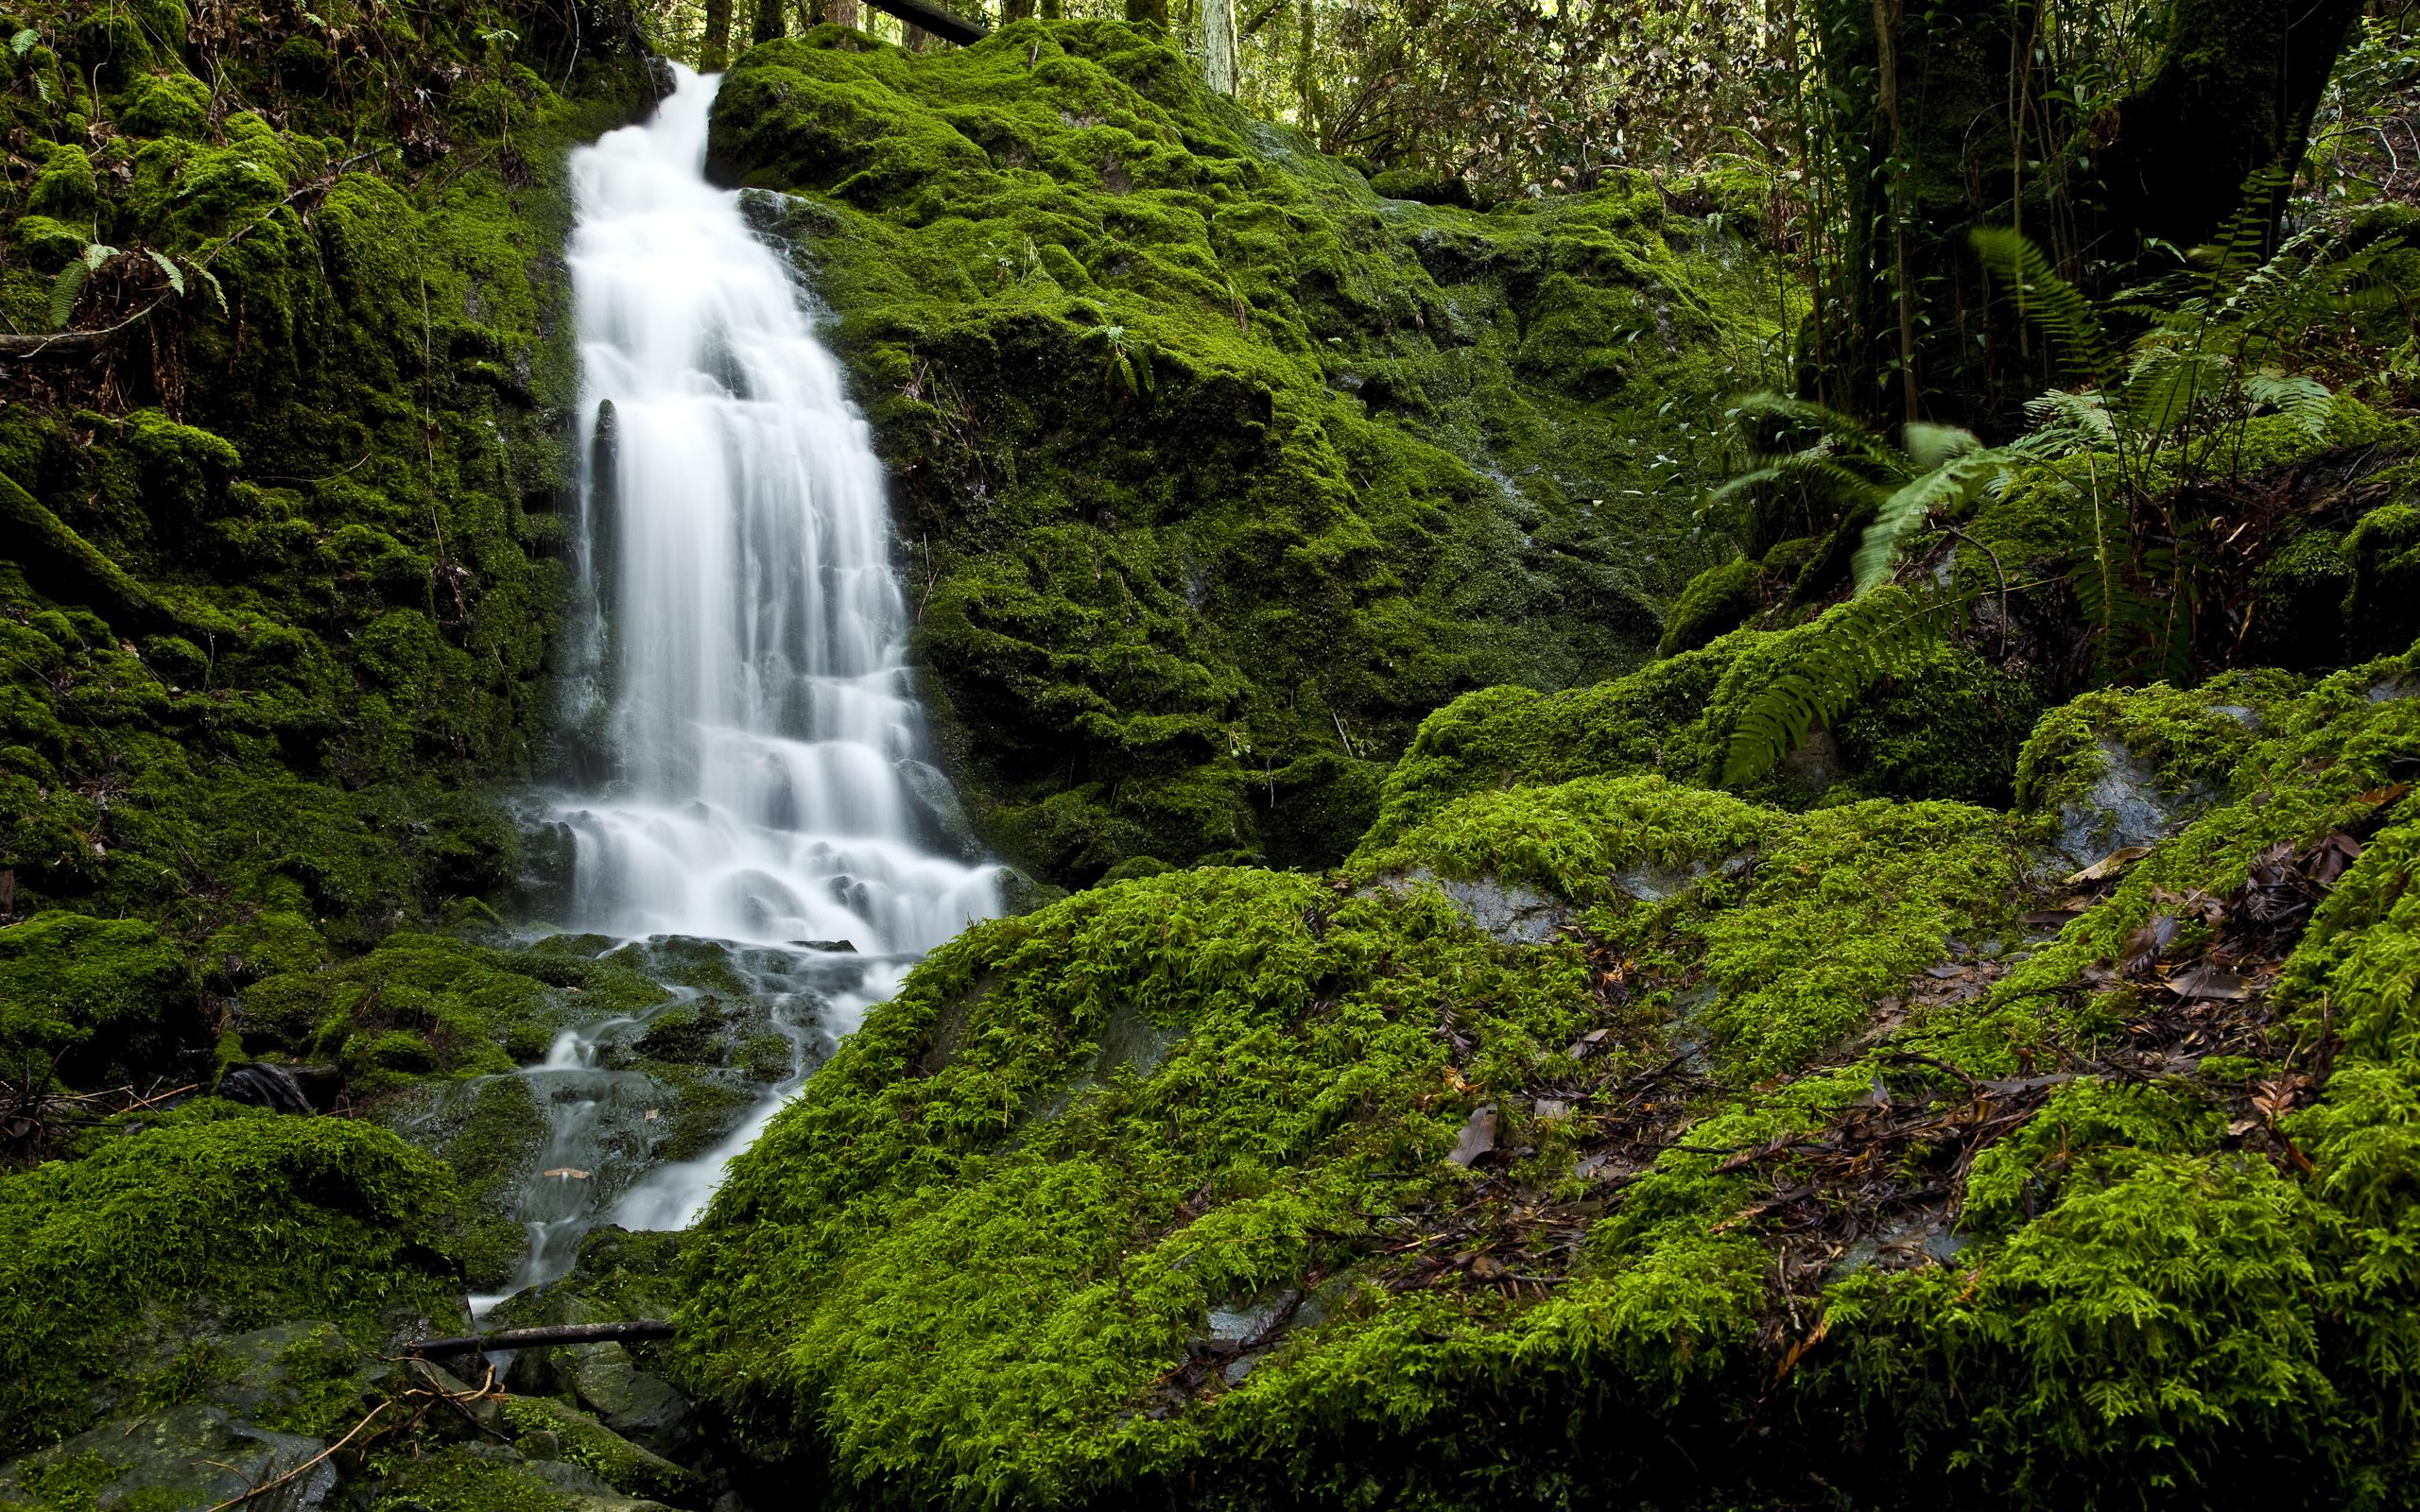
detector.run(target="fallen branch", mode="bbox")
[405,1319,674,1357]
[861,0,988,44]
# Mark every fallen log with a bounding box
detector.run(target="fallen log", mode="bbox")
[406,1320,675,1357]
[860,0,989,44]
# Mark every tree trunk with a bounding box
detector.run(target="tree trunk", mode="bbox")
[752,0,786,43]
[832,0,859,24]
[2090,0,2367,259]
[1292,0,1317,132]
[700,0,733,70]
[1004,0,1034,19]
[1813,0,2042,428]
[1201,0,1237,94]
[1127,0,1167,28]
[1042,0,1062,17]
[1811,0,2367,432]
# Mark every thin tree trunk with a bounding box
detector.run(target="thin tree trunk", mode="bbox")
[1292,0,1316,132]
[700,0,733,70]
[753,0,786,43]
[1201,0,1237,94]
[1870,0,1920,426]
[832,0,858,24]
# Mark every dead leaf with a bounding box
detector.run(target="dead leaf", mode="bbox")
[1447,1105,1497,1167]
[2118,914,2178,975]
[1773,1316,1830,1383]
[2066,845,2153,885]
[2166,962,2252,1000]
[1532,1097,1571,1122]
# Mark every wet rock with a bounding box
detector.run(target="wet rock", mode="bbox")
[0,1404,334,1512]
[2048,738,2193,872]
[1383,868,1567,945]
[568,1341,696,1460]
[896,756,988,861]
[216,1061,318,1114]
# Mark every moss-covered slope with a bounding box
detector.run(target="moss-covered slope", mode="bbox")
[0,1,654,978]
[678,639,2420,1508]
[705,19,1788,884]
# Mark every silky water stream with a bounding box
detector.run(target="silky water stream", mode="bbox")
[451,66,1001,1312]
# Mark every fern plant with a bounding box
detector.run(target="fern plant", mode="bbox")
[1709,181,2393,787]
[1081,323,1154,403]
[1711,393,2024,596]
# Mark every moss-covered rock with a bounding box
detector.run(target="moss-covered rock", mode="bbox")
[669,635,2420,1507]
[1657,554,1756,655]
[0,1110,461,1455]
[0,910,198,1086]
[704,20,1790,883]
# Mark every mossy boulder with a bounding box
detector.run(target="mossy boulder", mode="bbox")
[705,20,1789,883]
[24,145,95,223]
[0,910,198,1085]
[1657,555,1757,655]
[0,1109,461,1455]
[670,643,2420,1506]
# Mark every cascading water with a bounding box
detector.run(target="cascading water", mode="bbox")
[473,66,1000,1306]
[560,66,998,956]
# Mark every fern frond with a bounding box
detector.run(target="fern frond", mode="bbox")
[2245,370,2335,437]
[1850,448,2008,596]
[2016,389,2116,457]
[1972,227,2114,380]
[48,259,89,330]
[1719,587,1954,788]
[146,249,185,297]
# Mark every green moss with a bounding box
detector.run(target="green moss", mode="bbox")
[2248,525,2352,667]
[2010,675,2290,820]
[0,911,197,1086]
[2345,501,2420,658]
[0,1113,459,1455]
[236,933,666,1086]
[706,21,1789,882]
[497,1396,691,1501]
[114,71,208,138]
[1658,556,1756,656]
[26,145,95,223]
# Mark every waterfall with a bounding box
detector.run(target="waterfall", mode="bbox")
[490,64,999,1294]
[558,65,999,957]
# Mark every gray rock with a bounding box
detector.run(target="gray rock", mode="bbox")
[1385,868,1567,945]
[2049,737,2198,872]
[0,1405,334,1512]
[896,758,989,861]
[569,1342,695,1460]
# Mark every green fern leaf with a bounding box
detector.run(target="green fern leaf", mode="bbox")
[146,249,185,297]
[48,259,90,330]
[10,27,38,56]
[2245,370,2334,437]
[1971,227,2114,381]
[1719,588,1953,788]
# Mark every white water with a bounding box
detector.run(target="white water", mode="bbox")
[480,66,1000,1300]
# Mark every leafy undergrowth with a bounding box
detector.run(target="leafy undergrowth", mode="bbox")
[707,19,1792,883]
[678,642,2420,1508]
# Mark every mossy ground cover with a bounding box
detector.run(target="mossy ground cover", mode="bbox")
[706,19,1791,884]
[673,626,2420,1506]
